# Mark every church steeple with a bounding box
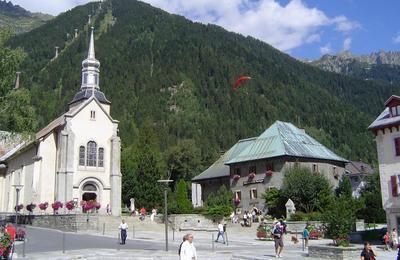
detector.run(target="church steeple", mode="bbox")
[81,27,100,90]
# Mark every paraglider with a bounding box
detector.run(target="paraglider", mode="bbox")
[232,76,251,91]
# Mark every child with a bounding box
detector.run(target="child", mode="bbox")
[383,232,391,251]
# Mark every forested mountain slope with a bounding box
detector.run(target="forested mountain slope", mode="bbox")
[8,0,398,168]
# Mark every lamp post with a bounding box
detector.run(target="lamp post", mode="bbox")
[157,179,173,251]
[12,184,24,226]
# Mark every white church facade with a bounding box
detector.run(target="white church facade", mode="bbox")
[0,29,122,216]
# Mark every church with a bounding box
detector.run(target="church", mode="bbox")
[0,28,122,216]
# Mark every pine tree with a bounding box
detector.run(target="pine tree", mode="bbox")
[172,179,193,214]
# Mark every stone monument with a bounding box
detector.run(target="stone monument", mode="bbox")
[285,199,295,219]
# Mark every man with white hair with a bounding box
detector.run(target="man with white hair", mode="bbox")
[119,219,128,245]
[180,233,197,260]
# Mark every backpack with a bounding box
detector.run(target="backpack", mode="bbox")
[178,241,184,255]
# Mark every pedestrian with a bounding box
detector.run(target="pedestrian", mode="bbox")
[215,222,225,244]
[140,206,146,221]
[180,233,197,260]
[383,231,391,250]
[273,221,284,258]
[119,219,128,245]
[392,228,398,249]
[243,211,248,226]
[106,204,110,215]
[178,234,188,256]
[303,224,310,247]
[360,241,376,260]
[150,208,156,222]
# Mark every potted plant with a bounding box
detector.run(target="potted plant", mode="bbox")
[26,203,36,213]
[265,170,273,177]
[233,198,241,206]
[65,200,75,212]
[39,202,48,213]
[51,201,63,214]
[0,233,12,259]
[94,202,101,212]
[248,172,256,179]
[233,174,240,181]
[14,204,23,212]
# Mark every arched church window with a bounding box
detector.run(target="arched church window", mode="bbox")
[79,146,85,166]
[83,183,97,191]
[87,141,97,166]
[98,147,104,167]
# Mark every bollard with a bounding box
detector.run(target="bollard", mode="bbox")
[212,233,215,252]
[62,232,66,253]
[22,237,26,257]
[103,223,105,235]
[117,232,121,251]
[173,228,175,241]
[302,236,304,251]
[225,231,228,246]
[132,225,135,239]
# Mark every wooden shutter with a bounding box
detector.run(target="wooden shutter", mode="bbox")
[391,175,398,197]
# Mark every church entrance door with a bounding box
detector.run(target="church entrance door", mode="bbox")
[82,192,97,201]
[82,183,98,202]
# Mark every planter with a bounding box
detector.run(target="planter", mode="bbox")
[308,244,361,260]
[257,231,266,239]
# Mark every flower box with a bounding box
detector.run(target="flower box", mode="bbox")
[233,198,241,205]
[265,170,273,177]
[233,174,240,181]
[26,203,36,213]
[39,202,48,211]
[248,172,256,179]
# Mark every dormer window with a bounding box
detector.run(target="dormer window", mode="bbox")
[390,106,400,117]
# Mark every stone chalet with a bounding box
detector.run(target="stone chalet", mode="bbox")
[192,121,348,212]
[344,161,375,198]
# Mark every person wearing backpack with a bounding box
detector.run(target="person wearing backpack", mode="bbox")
[303,224,310,248]
[273,222,284,258]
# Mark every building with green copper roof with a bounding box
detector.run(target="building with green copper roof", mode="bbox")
[192,121,347,211]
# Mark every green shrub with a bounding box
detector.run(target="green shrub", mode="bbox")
[289,211,323,221]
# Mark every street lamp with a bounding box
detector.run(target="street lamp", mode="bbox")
[157,179,173,251]
[12,184,24,226]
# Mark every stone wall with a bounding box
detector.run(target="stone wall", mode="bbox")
[308,245,362,259]
[30,214,99,232]
[170,214,217,231]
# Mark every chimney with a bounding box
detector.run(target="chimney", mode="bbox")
[55,46,59,58]
[13,71,20,90]
[75,28,78,38]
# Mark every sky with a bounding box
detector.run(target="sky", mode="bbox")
[10,0,400,59]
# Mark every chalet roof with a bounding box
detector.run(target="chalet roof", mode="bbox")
[345,161,375,175]
[192,138,255,181]
[225,121,347,164]
[192,121,347,181]
[368,107,400,130]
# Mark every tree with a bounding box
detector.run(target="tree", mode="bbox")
[357,173,386,223]
[281,166,334,213]
[205,185,233,220]
[166,139,202,182]
[121,121,166,210]
[169,179,193,214]
[335,176,352,198]
[323,196,360,246]
[261,187,285,218]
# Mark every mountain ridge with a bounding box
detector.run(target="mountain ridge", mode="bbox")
[7,0,397,166]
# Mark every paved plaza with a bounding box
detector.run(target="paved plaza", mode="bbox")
[12,222,398,259]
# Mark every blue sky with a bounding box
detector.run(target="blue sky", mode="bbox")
[11,0,400,59]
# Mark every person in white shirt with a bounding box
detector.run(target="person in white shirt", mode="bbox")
[180,233,197,260]
[215,222,225,244]
[150,208,157,222]
[119,219,128,244]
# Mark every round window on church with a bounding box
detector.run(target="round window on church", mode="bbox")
[83,183,97,191]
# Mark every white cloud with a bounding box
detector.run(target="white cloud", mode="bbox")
[393,33,400,44]
[320,43,332,55]
[331,15,361,33]
[342,37,352,51]
[142,0,359,52]
[11,0,91,16]
[12,0,360,53]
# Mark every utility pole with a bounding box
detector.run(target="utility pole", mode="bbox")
[157,179,173,251]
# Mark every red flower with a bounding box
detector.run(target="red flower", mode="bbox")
[265,170,273,177]
[248,172,256,179]
[52,201,63,210]
[26,203,36,212]
[233,174,240,181]
[66,201,75,211]
[233,198,241,205]
[39,202,48,211]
